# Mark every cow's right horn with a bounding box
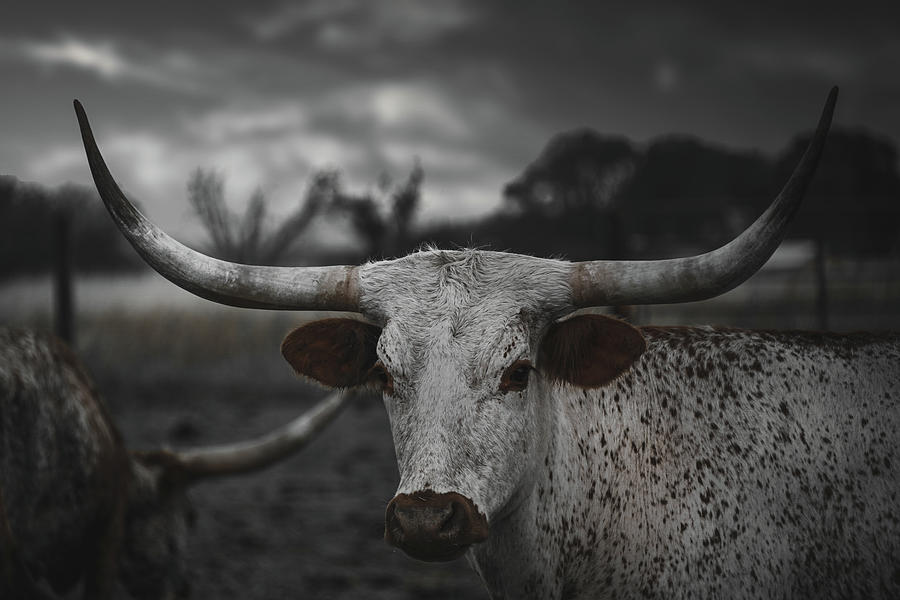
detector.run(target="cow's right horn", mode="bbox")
[74,100,359,312]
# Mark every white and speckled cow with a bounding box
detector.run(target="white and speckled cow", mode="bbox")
[75,88,900,598]
[0,329,347,599]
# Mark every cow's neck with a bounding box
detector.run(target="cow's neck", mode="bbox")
[467,378,582,599]
[470,369,665,599]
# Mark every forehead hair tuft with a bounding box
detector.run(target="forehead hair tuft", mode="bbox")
[359,248,573,325]
[434,249,489,302]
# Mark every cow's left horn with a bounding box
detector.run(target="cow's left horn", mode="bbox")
[74,100,359,312]
[171,391,349,481]
[570,86,837,307]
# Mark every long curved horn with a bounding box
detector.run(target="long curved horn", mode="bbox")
[173,391,350,481]
[570,87,837,307]
[74,100,359,312]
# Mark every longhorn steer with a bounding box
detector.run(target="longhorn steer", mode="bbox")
[74,88,900,598]
[0,328,347,599]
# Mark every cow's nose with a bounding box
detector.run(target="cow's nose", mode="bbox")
[384,490,489,561]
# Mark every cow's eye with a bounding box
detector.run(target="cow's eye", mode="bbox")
[369,360,394,396]
[500,359,533,393]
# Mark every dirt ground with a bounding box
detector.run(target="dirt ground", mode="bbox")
[100,380,489,600]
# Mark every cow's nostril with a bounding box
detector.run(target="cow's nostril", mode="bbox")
[438,500,464,537]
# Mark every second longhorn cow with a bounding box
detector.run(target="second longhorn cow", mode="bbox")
[74,88,900,599]
[0,328,348,600]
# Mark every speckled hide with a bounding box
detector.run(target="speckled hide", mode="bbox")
[346,250,900,600]
[0,329,193,600]
[472,327,900,599]
[0,328,128,598]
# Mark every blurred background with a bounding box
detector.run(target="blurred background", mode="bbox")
[1,1,899,598]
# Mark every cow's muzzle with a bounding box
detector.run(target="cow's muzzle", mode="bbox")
[384,490,489,561]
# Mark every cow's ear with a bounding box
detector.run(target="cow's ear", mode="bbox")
[538,314,645,388]
[281,318,381,388]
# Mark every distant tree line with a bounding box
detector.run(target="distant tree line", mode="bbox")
[776,129,900,255]
[0,158,424,279]
[2,125,897,281]
[0,176,141,281]
[485,126,900,260]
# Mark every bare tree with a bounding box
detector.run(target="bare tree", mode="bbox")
[390,159,424,254]
[187,162,423,264]
[186,168,326,264]
[257,171,334,264]
[187,169,236,258]
[325,160,424,259]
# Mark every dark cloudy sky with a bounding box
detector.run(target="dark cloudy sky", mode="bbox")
[2,1,898,237]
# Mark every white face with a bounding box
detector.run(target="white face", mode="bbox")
[361,250,572,523]
[281,249,644,561]
[378,310,548,520]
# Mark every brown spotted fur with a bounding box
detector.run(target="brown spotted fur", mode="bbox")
[0,328,190,600]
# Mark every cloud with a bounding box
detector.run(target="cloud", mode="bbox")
[185,104,310,144]
[243,0,359,41]
[5,35,214,94]
[24,74,533,237]
[325,81,474,141]
[730,41,863,83]
[652,60,680,93]
[244,0,477,49]
[21,37,126,77]
[3,21,535,233]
